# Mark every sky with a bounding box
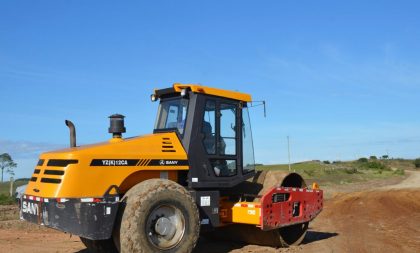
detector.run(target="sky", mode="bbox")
[1,1,420,179]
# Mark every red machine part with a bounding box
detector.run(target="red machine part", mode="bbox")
[260,187,323,231]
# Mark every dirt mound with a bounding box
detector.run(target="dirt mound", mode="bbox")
[195,189,420,253]
[305,189,420,253]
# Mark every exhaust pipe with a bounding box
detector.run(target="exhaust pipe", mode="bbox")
[65,120,76,147]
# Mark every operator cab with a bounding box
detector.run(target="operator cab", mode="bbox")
[153,84,256,188]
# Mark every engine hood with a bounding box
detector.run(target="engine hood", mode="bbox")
[25,132,188,198]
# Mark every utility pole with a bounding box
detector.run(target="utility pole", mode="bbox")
[287,136,291,172]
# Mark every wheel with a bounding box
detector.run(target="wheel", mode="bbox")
[278,222,308,247]
[80,237,118,253]
[118,179,200,253]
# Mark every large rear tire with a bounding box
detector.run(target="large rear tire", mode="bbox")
[119,179,200,253]
[79,237,118,253]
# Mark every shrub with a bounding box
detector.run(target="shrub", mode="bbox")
[358,158,368,163]
[323,160,331,164]
[365,161,388,171]
[414,158,420,168]
[369,156,378,160]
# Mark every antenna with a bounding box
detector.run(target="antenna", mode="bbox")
[287,136,291,172]
[250,100,266,117]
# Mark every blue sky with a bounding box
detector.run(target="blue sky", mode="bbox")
[1,1,420,179]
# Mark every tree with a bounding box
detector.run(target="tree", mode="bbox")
[358,157,368,163]
[0,153,17,182]
[369,156,377,160]
[381,155,389,160]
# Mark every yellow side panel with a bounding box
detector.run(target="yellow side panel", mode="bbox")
[220,201,261,225]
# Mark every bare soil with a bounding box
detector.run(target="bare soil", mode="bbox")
[1,171,419,253]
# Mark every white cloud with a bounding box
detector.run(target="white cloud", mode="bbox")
[0,139,63,159]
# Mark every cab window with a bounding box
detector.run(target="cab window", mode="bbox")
[154,98,188,134]
[242,106,255,173]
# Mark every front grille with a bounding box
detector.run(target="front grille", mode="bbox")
[33,159,73,185]
[162,138,176,152]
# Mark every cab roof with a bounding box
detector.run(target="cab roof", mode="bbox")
[154,83,252,102]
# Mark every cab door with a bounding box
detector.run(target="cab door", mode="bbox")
[187,94,255,188]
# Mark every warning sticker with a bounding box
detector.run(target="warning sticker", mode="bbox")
[200,196,211,207]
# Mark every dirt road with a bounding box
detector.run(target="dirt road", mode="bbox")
[382,169,420,189]
[1,171,419,253]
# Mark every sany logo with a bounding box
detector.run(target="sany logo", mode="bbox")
[22,201,39,215]
[159,160,179,166]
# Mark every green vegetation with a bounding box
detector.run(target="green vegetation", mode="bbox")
[358,157,368,163]
[0,194,15,205]
[362,161,388,171]
[256,158,409,186]
[414,158,420,168]
[393,168,405,176]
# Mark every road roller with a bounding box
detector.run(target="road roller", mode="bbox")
[20,84,323,252]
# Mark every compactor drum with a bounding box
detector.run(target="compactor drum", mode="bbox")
[21,84,323,252]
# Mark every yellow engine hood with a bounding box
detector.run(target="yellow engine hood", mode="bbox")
[25,132,188,198]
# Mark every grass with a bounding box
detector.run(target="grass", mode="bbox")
[0,194,15,205]
[256,159,408,186]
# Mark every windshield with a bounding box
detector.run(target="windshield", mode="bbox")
[154,98,189,134]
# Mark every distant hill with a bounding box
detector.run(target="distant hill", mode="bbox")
[255,158,415,185]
